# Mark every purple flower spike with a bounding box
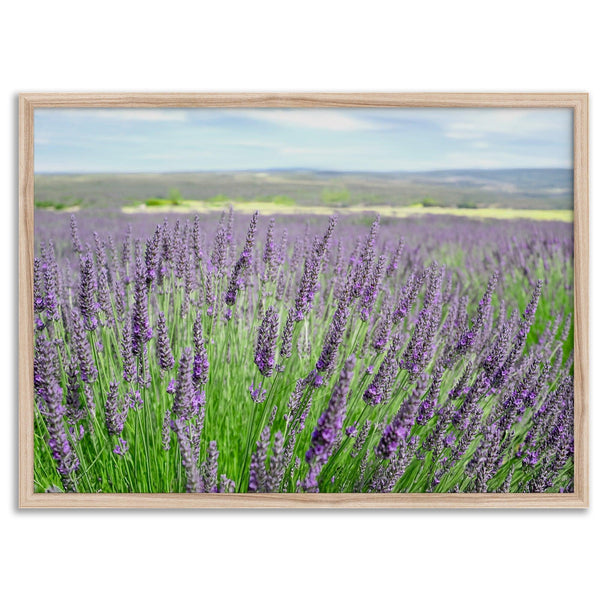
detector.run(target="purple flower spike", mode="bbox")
[316,298,350,375]
[131,240,153,355]
[249,381,267,404]
[105,381,128,436]
[254,306,279,378]
[193,314,210,386]
[375,374,429,459]
[78,253,98,331]
[302,355,355,492]
[225,211,258,306]
[156,311,175,371]
[113,438,129,456]
[364,335,402,406]
[172,347,195,420]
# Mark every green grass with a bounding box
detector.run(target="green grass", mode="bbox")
[35,197,82,210]
[145,198,184,207]
[124,198,572,222]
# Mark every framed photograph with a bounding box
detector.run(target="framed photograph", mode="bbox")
[19,93,588,508]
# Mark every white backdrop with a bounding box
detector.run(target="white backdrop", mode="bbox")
[1,2,596,598]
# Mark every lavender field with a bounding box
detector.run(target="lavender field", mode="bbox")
[33,208,574,494]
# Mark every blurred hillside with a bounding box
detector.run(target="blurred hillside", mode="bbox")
[34,168,573,211]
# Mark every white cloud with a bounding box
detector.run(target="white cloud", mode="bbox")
[435,108,572,140]
[279,146,355,156]
[347,107,571,141]
[36,108,188,122]
[237,109,380,132]
[444,123,483,139]
[233,140,282,149]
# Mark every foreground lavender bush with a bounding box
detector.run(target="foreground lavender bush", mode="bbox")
[33,210,574,493]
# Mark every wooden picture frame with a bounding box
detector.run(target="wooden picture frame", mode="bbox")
[19,92,589,508]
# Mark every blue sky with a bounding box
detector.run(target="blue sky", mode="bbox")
[34,107,573,173]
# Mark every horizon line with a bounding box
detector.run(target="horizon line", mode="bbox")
[34,166,574,176]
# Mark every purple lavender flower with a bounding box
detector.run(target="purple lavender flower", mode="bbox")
[192,214,204,264]
[348,215,379,299]
[345,425,358,437]
[465,423,503,491]
[481,317,514,382]
[64,358,84,424]
[172,347,195,421]
[453,271,499,357]
[522,448,539,468]
[249,381,267,404]
[121,224,132,276]
[113,437,129,456]
[70,215,82,255]
[315,299,349,374]
[202,441,219,492]
[293,253,320,322]
[114,277,127,321]
[360,255,385,321]
[70,311,98,384]
[254,306,279,377]
[364,335,402,405]
[34,335,58,409]
[173,220,188,280]
[155,311,175,371]
[560,313,572,343]
[302,355,355,492]
[192,313,210,386]
[41,242,61,321]
[225,211,258,306]
[181,255,194,317]
[392,269,425,324]
[93,231,109,275]
[78,253,98,331]
[162,409,171,451]
[266,431,286,492]
[416,363,444,425]
[171,417,203,492]
[105,381,128,436]
[127,389,143,411]
[401,288,442,379]
[34,257,45,313]
[249,426,270,493]
[492,280,543,389]
[131,242,153,355]
[37,374,80,491]
[372,304,393,351]
[279,311,294,360]
[386,238,405,277]
[293,216,336,321]
[375,374,429,459]
[121,321,135,383]
[309,356,355,464]
[449,361,473,400]
[145,225,161,286]
[263,217,275,277]
[285,377,309,424]
[210,212,228,275]
[96,267,112,325]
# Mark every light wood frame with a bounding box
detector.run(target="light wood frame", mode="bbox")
[19,93,589,508]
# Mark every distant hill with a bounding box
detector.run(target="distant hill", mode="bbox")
[34,168,573,211]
